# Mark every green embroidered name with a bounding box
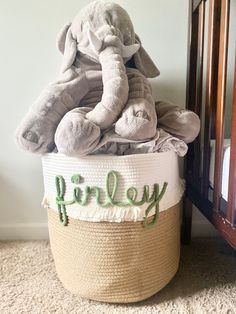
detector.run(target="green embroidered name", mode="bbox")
[55,170,168,228]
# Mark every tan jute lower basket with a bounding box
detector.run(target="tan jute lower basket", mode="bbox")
[48,203,180,303]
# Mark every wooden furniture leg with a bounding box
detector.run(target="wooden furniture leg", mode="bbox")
[181,195,193,244]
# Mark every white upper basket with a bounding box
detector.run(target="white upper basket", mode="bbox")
[42,151,184,223]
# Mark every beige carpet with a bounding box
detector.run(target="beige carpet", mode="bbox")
[0,238,236,314]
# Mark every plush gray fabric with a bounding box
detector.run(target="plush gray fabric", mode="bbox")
[15,67,89,153]
[155,101,200,144]
[87,101,200,156]
[55,107,101,156]
[15,0,160,156]
[91,128,188,157]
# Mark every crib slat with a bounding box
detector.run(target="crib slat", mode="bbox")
[185,3,199,185]
[195,1,205,117]
[193,0,204,12]
[194,1,205,188]
[227,56,236,225]
[213,0,230,212]
[189,1,206,187]
[186,1,205,187]
[186,7,198,114]
[202,0,221,197]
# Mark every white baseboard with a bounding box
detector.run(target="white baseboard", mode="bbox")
[0,223,49,240]
[0,221,218,240]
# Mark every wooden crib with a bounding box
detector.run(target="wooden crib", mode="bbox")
[182,0,236,249]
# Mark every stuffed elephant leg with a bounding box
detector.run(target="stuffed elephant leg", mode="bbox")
[155,101,200,143]
[55,107,101,156]
[115,69,157,141]
[15,68,89,153]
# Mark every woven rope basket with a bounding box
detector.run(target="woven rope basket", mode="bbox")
[42,152,183,303]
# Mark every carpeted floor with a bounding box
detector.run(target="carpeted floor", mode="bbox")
[0,238,236,314]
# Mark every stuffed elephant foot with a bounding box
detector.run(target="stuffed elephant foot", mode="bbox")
[115,69,157,141]
[15,113,57,154]
[155,101,200,143]
[55,107,101,156]
[115,107,157,141]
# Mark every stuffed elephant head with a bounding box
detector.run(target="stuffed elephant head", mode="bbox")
[56,0,160,128]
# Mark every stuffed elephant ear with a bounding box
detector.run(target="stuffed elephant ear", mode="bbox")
[56,22,77,73]
[133,34,160,78]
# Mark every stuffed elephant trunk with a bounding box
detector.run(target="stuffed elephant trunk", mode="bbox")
[86,37,129,129]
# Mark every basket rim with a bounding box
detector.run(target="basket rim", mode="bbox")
[42,150,177,162]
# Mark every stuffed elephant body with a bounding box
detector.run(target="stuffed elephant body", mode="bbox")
[15,1,159,156]
[15,55,157,155]
[54,55,157,156]
[15,1,200,156]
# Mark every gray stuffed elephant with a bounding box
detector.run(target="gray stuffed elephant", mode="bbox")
[15,0,160,156]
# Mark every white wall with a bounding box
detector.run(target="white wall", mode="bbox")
[0,0,218,240]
